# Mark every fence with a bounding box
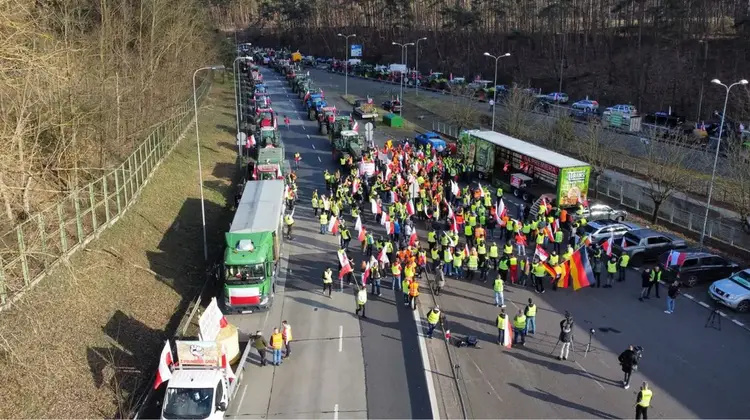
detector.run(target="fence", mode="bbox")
[430,121,750,254]
[0,79,213,310]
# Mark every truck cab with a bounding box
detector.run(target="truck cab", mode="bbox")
[162,369,228,420]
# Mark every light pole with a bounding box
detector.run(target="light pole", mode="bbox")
[193,64,226,262]
[557,33,566,93]
[415,37,427,96]
[337,33,356,97]
[698,78,748,247]
[392,41,414,112]
[483,52,511,131]
[696,40,709,121]
[233,56,251,157]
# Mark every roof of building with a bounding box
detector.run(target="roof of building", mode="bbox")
[465,130,588,169]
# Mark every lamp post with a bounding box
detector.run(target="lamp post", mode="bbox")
[483,52,511,131]
[193,64,226,262]
[233,56,251,157]
[337,33,356,97]
[698,78,748,247]
[557,33,566,93]
[696,40,709,121]
[392,41,414,112]
[415,37,427,96]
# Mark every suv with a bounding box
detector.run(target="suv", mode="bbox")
[709,269,750,313]
[582,220,639,243]
[658,250,739,287]
[576,203,628,222]
[612,229,687,266]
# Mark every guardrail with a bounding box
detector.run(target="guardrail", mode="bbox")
[0,78,212,311]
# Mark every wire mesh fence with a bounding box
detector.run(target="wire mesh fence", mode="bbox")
[0,79,212,309]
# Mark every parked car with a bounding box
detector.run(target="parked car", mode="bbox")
[643,112,686,128]
[658,250,739,287]
[709,269,750,312]
[571,99,600,112]
[604,104,637,116]
[570,108,602,123]
[581,220,640,243]
[544,92,569,104]
[415,131,447,153]
[577,203,628,222]
[612,229,687,265]
[382,99,402,113]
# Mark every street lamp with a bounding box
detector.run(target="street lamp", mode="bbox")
[233,56,252,157]
[337,33,356,97]
[696,40,709,121]
[557,33,566,93]
[193,64,226,262]
[415,37,427,96]
[698,78,748,247]
[393,41,415,113]
[483,52,511,131]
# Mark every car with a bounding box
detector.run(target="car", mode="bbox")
[611,229,687,265]
[709,269,750,312]
[581,220,640,243]
[658,249,739,287]
[544,92,569,104]
[415,131,447,153]
[576,203,628,222]
[382,99,402,113]
[571,99,600,112]
[604,104,637,116]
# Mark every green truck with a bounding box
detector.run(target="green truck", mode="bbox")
[458,129,591,211]
[221,179,285,314]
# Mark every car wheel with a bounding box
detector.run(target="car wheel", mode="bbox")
[686,275,698,288]
[513,188,520,198]
[522,192,530,202]
[737,300,750,313]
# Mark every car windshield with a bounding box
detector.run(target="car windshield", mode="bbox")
[163,387,213,419]
[226,264,265,284]
[621,232,640,247]
[729,271,750,290]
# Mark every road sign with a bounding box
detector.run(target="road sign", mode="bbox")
[236,131,248,145]
[350,44,363,57]
[364,122,374,142]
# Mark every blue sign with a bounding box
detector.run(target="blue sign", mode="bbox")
[350,44,363,57]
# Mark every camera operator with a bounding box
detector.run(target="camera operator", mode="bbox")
[618,345,639,389]
[558,312,574,361]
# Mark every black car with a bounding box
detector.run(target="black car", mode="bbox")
[382,100,402,113]
[658,250,739,287]
[612,229,688,266]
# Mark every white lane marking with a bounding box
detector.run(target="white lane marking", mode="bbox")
[412,308,441,419]
[683,293,694,300]
[467,357,503,402]
[318,156,322,162]
[699,301,710,308]
[338,325,343,352]
[575,361,606,390]
[334,404,339,420]
[718,311,727,317]
[307,134,310,139]
[733,319,745,327]
[598,358,611,369]
[302,126,306,131]
[236,384,248,411]
[312,144,316,150]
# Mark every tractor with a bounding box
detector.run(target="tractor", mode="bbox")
[251,107,276,133]
[332,130,367,163]
[329,116,355,144]
[317,106,337,135]
[255,125,282,149]
[291,74,306,94]
[305,94,325,120]
[297,79,313,99]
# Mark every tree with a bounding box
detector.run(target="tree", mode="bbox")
[443,85,480,133]
[571,122,616,198]
[497,86,536,139]
[638,137,695,223]
[717,141,750,223]
[545,114,577,152]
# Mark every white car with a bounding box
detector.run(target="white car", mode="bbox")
[605,104,637,116]
[571,99,599,111]
[709,269,750,313]
[544,92,569,104]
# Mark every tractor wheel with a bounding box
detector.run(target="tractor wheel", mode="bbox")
[308,110,315,120]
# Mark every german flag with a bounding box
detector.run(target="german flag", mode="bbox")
[558,261,570,288]
[569,247,595,290]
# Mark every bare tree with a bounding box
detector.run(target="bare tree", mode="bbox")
[497,86,536,139]
[717,141,750,223]
[639,137,695,223]
[545,114,577,152]
[571,122,616,198]
[443,85,480,133]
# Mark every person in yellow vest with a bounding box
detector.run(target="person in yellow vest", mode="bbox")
[408,278,420,310]
[282,320,293,359]
[402,277,411,306]
[426,307,442,338]
[532,259,547,293]
[562,245,574,262]
[270,327,283,366]
[311,190,319,216]
[322,268,333,297]
[635,382,653,419]
[452,249,464,278]
[512,310,527,346]
[284,213,295,240]
[496,308,507,345]
[319,212,328,235]
[618,253,630,282]
[466,250,479,281]
[503,241,513,256]
[524,298,537,334]
[488,242,499,270]
[509,254,518,284]
[391,261,402,291]
[553,227,564,254]
[549,250,559,266]
[464,223,474,248]
[355,286,368,318]
[606,256,618,288]
[493,274,505,307]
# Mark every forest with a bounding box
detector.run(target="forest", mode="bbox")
[209,0,750,121]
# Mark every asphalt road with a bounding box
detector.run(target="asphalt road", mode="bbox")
[225,67,449,419]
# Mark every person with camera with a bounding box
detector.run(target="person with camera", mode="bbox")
[558,312,574,361]
[618,345,639,389]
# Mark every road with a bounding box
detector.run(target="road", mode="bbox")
[298,67,750,419]
[225,67,463,419]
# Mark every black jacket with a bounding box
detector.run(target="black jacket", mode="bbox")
[668,284,680,299]
[559,318,574,343]
[641,271,651,288]
[618,349,638,372]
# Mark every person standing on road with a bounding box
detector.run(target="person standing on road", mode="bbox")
[618,253,630,282]
[606,256,618,288]
[270,328,283,366]
[524,298,537,335]
[426,307,442,338]
[558,312,574,361]
[648,265,662,298]
[496,308,507,345]
[639,268,651,301]
[319,211,328,235]
[635,382,653,419]
[322,267,333,297]
[370,264,382,296]
[493,274,505,307]
[618,345,639,389]
[282,320,292,359]
[435,263,446,296]
[408,278,420,310]
[592,248,603,288]
[532,259,546,293]
[253,331,268,367]
[284,212,295,240]
[666,281,680,314]
[355,286,368,318]
[512,310,527,346]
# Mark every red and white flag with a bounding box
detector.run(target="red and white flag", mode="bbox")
[446,201,454,219]
[328,217,339,235]
[358,227,367,242]
[544,226,555,242]
[406,200,415,216]
[553,219,560,232]
[390,191,398,203]
[381,212,390,226]
[535,245,549,262]
[463,244,470,258]
[352,179,360,194]
[221,345,236,383]
[354,216,363,233]
[497,199,507,218]
[247,134,256,148]
[385,221,395,235]
[451,181,460,197]
[371,198,381,215]
[478,183,485,197]
[409,231,418,246]
[153,341,174,389]
[378,247,390,264]
[501,316,513,348]
[603,235,614,257]
[361,262,371,285]
[451,216,459,234]
[339,263,353,279]
[351,119,359,132]
[667,250,686,266]
[620,236,628,249]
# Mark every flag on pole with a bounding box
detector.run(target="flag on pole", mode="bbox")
[406,200,415,216]
[463,244,470,258]
[478,183,485,197]
[553,219,560,232]
[497,199,507,218]
[247,134,256,148]
[451,216,459,234]
[667,250,686,266]
[620,236,628,249]
[354,216,363,233]
[446,201,454,219]
[381,212,390,226]
[501,316,513,348]
[361,262,371,285]
[339,263,353,279]
[328,217,339,235]
[409,231,418,246]
[544,226,555,242]
[569,247,595,290]
[370,198,381,215]
[390,191,398,203]
[603,235,614,257]
[451,181,460,197]
[535,245,549,262]
[385,221,395,235]
[378,247,390,264]
[352,120,359,132]
[221,345,236,383]
[153,341,174,389]
[358,227,366,242]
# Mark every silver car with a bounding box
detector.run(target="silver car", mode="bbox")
[581,220,639,243]
[709,269,750,313]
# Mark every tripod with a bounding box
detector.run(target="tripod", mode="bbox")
[583,331,596,358]
[705,305,722,331]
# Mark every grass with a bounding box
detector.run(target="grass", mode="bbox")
[0,81,239,418]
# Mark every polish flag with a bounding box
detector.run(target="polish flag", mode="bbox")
[358,227,367,242]
[153,341,173,389]
[228,286,260,306]
[544,226,555,242]
[378,247,390,264]
[409,231,418,246]
[541,197,550,214]
[273,116,278,129]
[463,245,470,258]
[478,183,485,197]
[385,221,395,235]
[221,345,236,383]
[352,179,360,194]
[620,236,628,249]
[451,181,460,197]
[451,216,459,234]
[361,262,371,285]
[496,200,506,222]
[390,191,398,203]
[603,235,614,257]
[339,263,353,279]
[553,219,560,232]
[501,316,513,348]
[381,212,390,226]
[354,216,363,233]
[352,119,359,132]
[370,198,381,215]
[385,165,392,181]
[406,200,415,216]
[246,134,256,148]
[667,250,686,266]
[328,217,339,235]
[535,245,549,262]
[446,201,454,219]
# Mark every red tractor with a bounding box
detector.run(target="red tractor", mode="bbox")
[317,106,337,135]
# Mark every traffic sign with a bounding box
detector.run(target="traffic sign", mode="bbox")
[350,44,363,57]
[364,122,374,142]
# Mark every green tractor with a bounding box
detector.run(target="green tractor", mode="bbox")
[291,74,307,94]
[332,129,367,162]
[297,78,312,99]
[255,126,282,149]
[329,116,355,144]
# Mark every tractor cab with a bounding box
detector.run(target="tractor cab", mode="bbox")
[319,106,337,123]
[257,126,281,148]
[333,130,366,161]
[256,108,276,128]
[254,84,267,94]
[253,147,285,181]
[329,116,354,142]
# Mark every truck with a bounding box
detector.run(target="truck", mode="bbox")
[221,180,285,313]
[353,97,379,120]
[457,129,591,210]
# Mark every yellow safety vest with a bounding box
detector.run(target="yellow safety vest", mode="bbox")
[428,232,436,243]
[285,215,294,225]
[468,255,479,270]
[427,310,440,325]
[271,333,283,349]
[513,315,527,329]
[453,254,463,267]
[464,225,473,236]
[650,270,662,282]
[509,256,518,266]
[498,258,509,270]
[357,290,368,304]
[496,314,506,329]
[549,254,559,265]
[533,263,546,277]
[402,278,410,291]
[443,249,452,263]
[469,215,477,226]
[489,246,499,258]
[404,265,415,278]
[477,244,486,255]
[554,230,563,243]
[504,244,512,254]
[638,389,653,407]
[607,261,617,273]
[562,251,573,261]
[323,269,333,284]
[493,277,504,292]
[431,249,439,261]
[392,264,401,276]
[320,214,328,224]
[619,254,630,267]
[526,304,537,317]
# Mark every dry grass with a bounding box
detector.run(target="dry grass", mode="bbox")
[0,81,239,418]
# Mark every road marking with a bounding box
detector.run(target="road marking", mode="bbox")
[333,404,339,420]
[236,384,248,411]
[312,144,316,149]
[718,310,727,317]
[575,361,606,390]
[412,308,441,419]
[318,156,322,162]
[699,301,710,308]
[338,325,343,352]
[302,126,306,131]
[683,293,694,300]
[467,357,503,402]
[307,134,310,139]
[733,319,745,327]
